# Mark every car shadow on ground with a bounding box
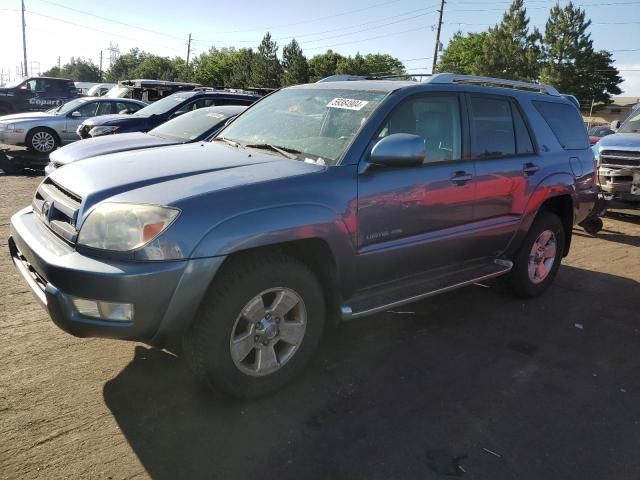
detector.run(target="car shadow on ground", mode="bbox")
[573,229,640,247]
[605,210,640,226]
[104,265,640,480]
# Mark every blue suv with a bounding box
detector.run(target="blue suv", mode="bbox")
[9,74,597,398]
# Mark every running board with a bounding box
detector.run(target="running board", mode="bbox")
[341,259,513,320]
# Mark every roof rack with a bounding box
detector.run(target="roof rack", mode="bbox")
[427,73,560,96]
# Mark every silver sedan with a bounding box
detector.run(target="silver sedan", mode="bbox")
[0,97,146,154]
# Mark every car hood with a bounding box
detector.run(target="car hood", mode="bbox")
[0,111,54,122]
[50,132,174,165]
[49,142,324,216]
[83,114,147,126]
[597,132,640,149]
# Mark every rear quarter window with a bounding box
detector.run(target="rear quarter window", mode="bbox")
[533,100,588,150]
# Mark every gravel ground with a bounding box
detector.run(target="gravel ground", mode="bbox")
[1,173,639,480]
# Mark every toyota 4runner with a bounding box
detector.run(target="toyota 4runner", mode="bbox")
[9,74,597,398]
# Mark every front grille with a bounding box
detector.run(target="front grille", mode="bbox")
[32,178,82,244]
[15,249,47,293]
[600,150,640,167]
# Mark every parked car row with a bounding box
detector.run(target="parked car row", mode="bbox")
[7,73,599,399]
[0,83,263,155]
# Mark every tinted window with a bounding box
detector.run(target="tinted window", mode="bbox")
[381,95,462,163]
[73,101,99,117]
[533,101,588,150]
[512,104,535,154]
[470,96,515,158]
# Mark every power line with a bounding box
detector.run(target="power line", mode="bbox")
[302,25,430,52]
[25,10,183,53]
[193,5,440,44]
[32,0,185,41]
[204,0,404,35]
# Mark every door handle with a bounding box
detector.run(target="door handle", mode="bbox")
[450,171,473,185]
[523,162,539,176]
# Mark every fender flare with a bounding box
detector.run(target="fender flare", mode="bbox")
[191,203,357,289]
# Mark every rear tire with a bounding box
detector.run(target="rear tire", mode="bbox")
[183,252,326,399]
[510,211,565,298]
[26,128,59,154]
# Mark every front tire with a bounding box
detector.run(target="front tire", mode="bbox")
[510,211,565,298]
[183,252,326,399]
[26,128,59,154]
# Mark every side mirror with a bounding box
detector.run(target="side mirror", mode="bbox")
[611,120,621,130]
[70,111,82,117]
[370,133,425,168]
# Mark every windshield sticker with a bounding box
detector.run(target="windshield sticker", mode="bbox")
[326,97,369,111]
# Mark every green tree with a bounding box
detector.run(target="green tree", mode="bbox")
[308,50,344,81]
[479,0,542,80]
[192,47,237,86]
[336,53,368,75]
[252,33,282,88]
[437,32,487,74]
[105,48,145,82]
[43,58,101,82]
[229,48,256,87]
[540,2,622,105]
[281,39,309,86]
[361,54,404,75]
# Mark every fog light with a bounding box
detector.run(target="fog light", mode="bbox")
[71,297,134,322]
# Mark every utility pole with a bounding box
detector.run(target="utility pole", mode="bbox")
[99,51,103,82]
[186,33,192,67]
[21,0,28,77]
[57,56,60,69]
[431,0,445,73]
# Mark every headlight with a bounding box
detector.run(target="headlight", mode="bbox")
[592,141,600,167]
[78,203,180,251]
[89,125,119,137]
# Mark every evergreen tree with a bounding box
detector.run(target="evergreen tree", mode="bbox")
[437,32,487,74]
[282,39,309,86]
[252,33,283,88]
[229,48,256,87]
[480,0,542,80]
[540,2,621,105]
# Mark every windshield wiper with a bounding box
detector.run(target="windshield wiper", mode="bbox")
[214,137,242,148]
[245,143,301,160]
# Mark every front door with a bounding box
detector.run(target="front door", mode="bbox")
[356,93,478,288]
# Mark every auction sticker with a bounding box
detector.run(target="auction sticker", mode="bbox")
[327,97,369,111]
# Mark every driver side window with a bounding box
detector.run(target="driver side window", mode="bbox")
[73,102,99,117]
[378,95,462,163]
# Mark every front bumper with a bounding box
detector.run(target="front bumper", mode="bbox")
[9,207,225,345]
[598,166,640,202]
[0,129,27,146]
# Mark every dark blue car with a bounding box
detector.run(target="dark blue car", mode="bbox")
[76,89,261,139]
[46,105,246,175]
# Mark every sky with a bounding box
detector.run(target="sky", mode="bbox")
[0,0,638,95]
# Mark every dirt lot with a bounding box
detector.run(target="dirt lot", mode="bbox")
[1,173,639,480]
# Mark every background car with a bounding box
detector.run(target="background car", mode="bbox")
[0,97,146,154]
[588,125,615,145]
[46,105,246,174]
[0,76,79,115]
[77,88,263,139]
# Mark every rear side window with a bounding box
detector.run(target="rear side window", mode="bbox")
[512,105,535,154]
[533,101,588,150]
[469,96,515,158]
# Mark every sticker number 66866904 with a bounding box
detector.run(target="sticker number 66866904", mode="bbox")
[326,97,369,111]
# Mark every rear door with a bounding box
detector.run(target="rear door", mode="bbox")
[356,92,478,288]
[466,94,540,256]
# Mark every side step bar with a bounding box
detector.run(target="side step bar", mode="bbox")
[341,259,513,320]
